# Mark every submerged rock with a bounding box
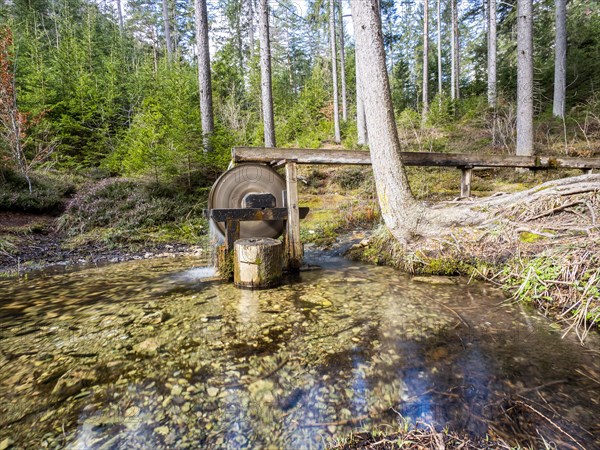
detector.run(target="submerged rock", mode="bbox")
[134,338,161,356]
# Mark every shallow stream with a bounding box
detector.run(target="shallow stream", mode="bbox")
[0,254,599,449]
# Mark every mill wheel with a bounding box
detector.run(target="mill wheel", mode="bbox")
[208,163,286,239]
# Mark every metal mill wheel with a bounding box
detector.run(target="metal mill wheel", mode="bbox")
[208,163,286,239]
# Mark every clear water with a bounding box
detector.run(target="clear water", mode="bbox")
[0,254,598,449]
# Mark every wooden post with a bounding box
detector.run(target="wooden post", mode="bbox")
[460,166,473,198]
[234,238,283,288]
[285,161,302,271]
[225,219,240,252]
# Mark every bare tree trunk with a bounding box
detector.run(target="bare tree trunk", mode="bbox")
[115,0,124,35]
[330,0,341,144]
[355,46,368,146]
[162,0,173,61]
[248,0,255,60]
[195,0,215,152]
[422,0,429,117]
[351,0,421,243]
[553,0,567,118]
[516,0,533,156]
[152,27,158,73]
[450,0,460,100]
[259,0,276,147]
[487,0,497,107]
[339,3,347,122]
[437,0,442,96]
[172,0,179,58]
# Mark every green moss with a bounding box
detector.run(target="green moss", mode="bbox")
[0,235,19,255]
[518,231,546,243]
[422,257,470,276]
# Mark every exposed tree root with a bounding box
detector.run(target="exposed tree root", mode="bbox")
[348,174,600,341]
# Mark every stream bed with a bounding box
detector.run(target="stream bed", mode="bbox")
[0,254,599,449]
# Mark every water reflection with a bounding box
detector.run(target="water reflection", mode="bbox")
[0,255,599,449]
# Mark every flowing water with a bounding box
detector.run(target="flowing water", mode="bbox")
[0,254,599,449]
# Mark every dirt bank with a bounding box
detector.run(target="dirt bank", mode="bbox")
[0,212,206,277]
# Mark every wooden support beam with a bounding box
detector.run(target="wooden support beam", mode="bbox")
[233,147,600,170]
[460,167,473,198]
[285,161,302,271]
[225,219,240,252]
[209,207,309,222]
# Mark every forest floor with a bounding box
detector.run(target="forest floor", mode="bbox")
[0,211,204,276]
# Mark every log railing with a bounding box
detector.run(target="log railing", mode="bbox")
[233,147,600,198]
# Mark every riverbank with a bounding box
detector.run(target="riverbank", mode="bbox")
[347,218,599,342]
[0,171,212,277]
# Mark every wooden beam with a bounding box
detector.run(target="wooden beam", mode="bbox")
[233,147,600,170]
[460,167,472,198]
[210,207,309,222]
[225,219,240,252]
[285,162,302,271]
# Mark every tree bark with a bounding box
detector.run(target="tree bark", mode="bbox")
[115,0,124,35]
[450,0,460,100]
[437,0,442,96]
[355,45,368,146]
[330,0,341,144]
[553,0,567,118]
[259,0,276,147]
[352,0,422,243]
[248,0,255,60]
[516,0,533,156]
[422,0,429,117]
[162,0,173,61]
[339,3,348,122]
[195,0,215,152]
[487,0,497,107]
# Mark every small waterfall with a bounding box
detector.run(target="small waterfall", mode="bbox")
[208,218,224,268]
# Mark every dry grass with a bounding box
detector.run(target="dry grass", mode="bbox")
[328,424,511,449]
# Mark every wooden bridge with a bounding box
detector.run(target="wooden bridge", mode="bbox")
[213,146,600,271]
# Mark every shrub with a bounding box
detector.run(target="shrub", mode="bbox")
[57,178,206,235]
[0,167,77,213]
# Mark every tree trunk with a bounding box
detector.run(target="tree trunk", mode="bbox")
[437,0,442,96]
[516,0,533,156]
[422,0,429,117]
[259,0,276,147]
[162,0,173,61]
[553,0,567,118]
[195,0,215,152]
[355,45,368,146]
[488,0,497,107]
[352,0,422,243]
[338,3,348,122]
[116,0,124,35]
[248,0,255,60]
[450,0,460,100]
[352,0,600,251]
[330,0,341,144]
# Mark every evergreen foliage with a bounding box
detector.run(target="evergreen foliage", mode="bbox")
[0,0,598,190]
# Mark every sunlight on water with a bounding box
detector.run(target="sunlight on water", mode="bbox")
[0,254,598,449]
